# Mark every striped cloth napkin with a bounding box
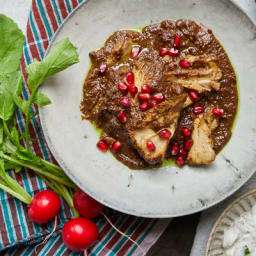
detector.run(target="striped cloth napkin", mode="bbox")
[0,0,170,255]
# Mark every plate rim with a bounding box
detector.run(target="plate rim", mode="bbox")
[39,0,256,218]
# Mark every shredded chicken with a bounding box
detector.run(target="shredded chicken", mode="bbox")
[165,55,222,93]
[187,108,218,165]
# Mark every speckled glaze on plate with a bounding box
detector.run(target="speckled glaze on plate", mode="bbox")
[39,0,256,217]
[206,188,256,256]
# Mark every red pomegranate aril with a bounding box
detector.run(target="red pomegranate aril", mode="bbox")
[112,141,121,152]
[159,48,169,56]
[182,127,191,137]
[117,82,129,95]
[119,97,131,108]
[184,139,193,151]
[152,93,164,102]
[193,106,204,115]
[180,59,191,69]
[99,63,107,74]
[141,84,151,94]
[146,140,156,152]
[212,107,224,117]
[117,111,127,123]
[168,48,180,57]
[138,92,150,102]
[140,101,148,112]
[176,156,185,167]
[149,100,157,108]
[179,148,187,157]
[171,143,179,156]
[188,90,199,102]
[131,46,141,58]
[126,72,134,85]
[97,140,108,152]
[158,129,172,140]
[174,34,181,47]
[129,85,138,98]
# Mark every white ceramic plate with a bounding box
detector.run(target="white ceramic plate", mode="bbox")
[206,188,256,256]
[39,0,256,217]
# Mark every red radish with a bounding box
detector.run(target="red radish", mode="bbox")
[117,111,127,123]
[158,129,172,139]
[28,190,61,224]
[184,139,193,151]
[188,90,199,102]
[112,141,121,152]
[138,93,150,102]
[73,189,104,219]
[117,82,129,95]
[126,72,134,85]
[176,156,185,167]
[193,106,204,115]
[171,143,179,156]
[212,107,224,117]
[140,101,148,112]
[141,84,151,94]
[181,127,191,137]
[152,92,164,102]
[146,140,156,152]
[179,148,187,157]
[131,46,141,58]
[174,35,181,47]
[159,48,169,56]
[168,48,180,57]
[62,218,98,252]
[99,63,107,74]
[129,85,138,98]
[179,59,191,69]
[120,97,131,108]
[149,100,157,108]
[97,140,108,152]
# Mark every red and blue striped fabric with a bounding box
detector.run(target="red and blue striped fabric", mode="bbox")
[0,0,170,255]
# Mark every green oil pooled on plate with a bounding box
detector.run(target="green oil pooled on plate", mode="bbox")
[161,158,176,167]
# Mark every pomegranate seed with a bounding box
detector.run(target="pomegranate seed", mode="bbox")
[140,101,148,112]
[149,100,157,108]
[159,48,169,56]
[188,90,199,102]
[158,129,172,140]
[171,143,179,156]
[117,111,127,123]
[99,63,107,74]
[212,107,224,117]
[97,140,108,152]
[176,156,185,167]
[152,92,164,102]
[141,84,151,94]
[126,72,134,85]
[179,148,187,157]
[112,141,121,152]
[193,106,204,115]
[182,127,191,137]
[131,46,141,58]
[184,139,193,151]
[180,59,191,69]
[119,97,131,108]
[138,92,150,102]
[146,140,156,152]
[168,48,180,57]
[174,35,181,47]
[129,85,138,98]
[117,82,129,95]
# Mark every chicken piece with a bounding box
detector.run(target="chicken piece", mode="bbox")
[165,55,222,93]
[187,109,218,165]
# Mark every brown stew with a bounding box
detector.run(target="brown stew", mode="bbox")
[80,19,238,169]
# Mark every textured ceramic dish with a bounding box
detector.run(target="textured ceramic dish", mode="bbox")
[39,0,256,217]
[206,188,256,256]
